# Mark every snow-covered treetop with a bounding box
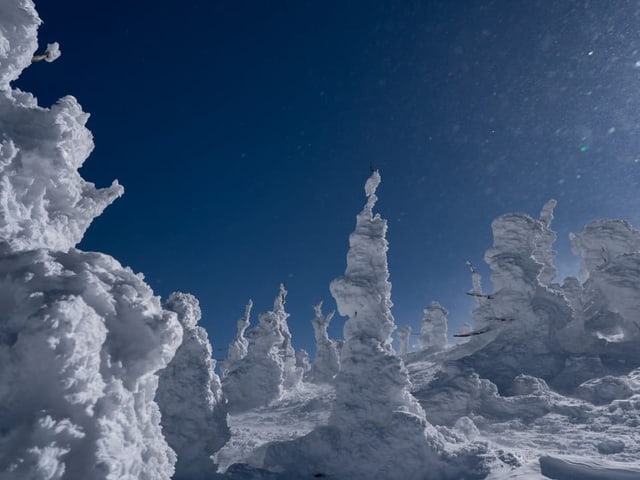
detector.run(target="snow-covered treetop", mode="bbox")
[0,0,40,89]
[0,0,122,253]
[165,292,201,329]
[571,219,640,280]
[330,170,394,343]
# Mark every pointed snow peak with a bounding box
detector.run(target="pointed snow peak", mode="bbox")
[313,301,324,318]
[244,299,253,320]
[364,170,381,215]
[274,282,288,313]
[539,198,557,228]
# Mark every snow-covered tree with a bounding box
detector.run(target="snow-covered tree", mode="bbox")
[221,299,252,378]
[419,301,448,352]
[222,286,298,413]
[397,325,412,357]
[262,172,488,479]
[296,348,311,376]
[0,4,182,478]
[156,292,230,480]
[307,302,340,384]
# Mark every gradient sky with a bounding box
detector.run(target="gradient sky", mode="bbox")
[18,0,640,358]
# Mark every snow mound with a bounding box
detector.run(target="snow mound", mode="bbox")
[157,292,230,480]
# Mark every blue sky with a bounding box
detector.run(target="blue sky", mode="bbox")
[18,0,640,358]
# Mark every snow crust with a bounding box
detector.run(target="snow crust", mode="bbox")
[156,292,230,480]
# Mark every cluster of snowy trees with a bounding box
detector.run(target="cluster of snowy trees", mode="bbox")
[2,2,640,479]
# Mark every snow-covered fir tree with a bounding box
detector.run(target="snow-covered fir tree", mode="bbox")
[397,325,412,357]
[0,4,181,477]
[222,286,298,413]
[419,301,448,353]
[221,299,252,378]
[307,302,340,384]
[156,292,230,480]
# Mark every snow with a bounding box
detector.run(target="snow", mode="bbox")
[156,292,230,480]
[220,300,252,378]
[2,2,640,478]
[419,301,448,352]
[306,302,339,384]
[0,5,179,478]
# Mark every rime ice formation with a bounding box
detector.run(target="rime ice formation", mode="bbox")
[156,292,230,480]
[0,0,39,89]
[272,284,302,389]
[221,300,252,378]
[0,4,181,479]
[223,287,298,413]
[261,172,489,480]
[419,301,448,352]
[0,251,182,479]
[307,302,340,384]
[397,325,412,357]
[296,349,311,376]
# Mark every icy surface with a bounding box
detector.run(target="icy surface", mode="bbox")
[156,292,230,480]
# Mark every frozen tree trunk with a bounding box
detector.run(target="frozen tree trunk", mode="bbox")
[220,300,252,378]
[156,293,230,480]
[307,302,340,384]
[419,301,448,353]
[0,4,182,478]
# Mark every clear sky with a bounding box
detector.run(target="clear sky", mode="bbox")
[18,0,640,358]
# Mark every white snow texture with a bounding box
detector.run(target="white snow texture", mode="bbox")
[3,2,640,480]
[0,4,181,479]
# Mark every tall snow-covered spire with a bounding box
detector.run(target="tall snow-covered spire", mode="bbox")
[156,293,230,480]
[221,299,252,378]
[261,172,489,480]
[397,325,412,357]
[330,170,395,344]
[308,302,340,384]
[419,301,448,352]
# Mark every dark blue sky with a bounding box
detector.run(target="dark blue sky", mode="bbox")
[18,1,640,357]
